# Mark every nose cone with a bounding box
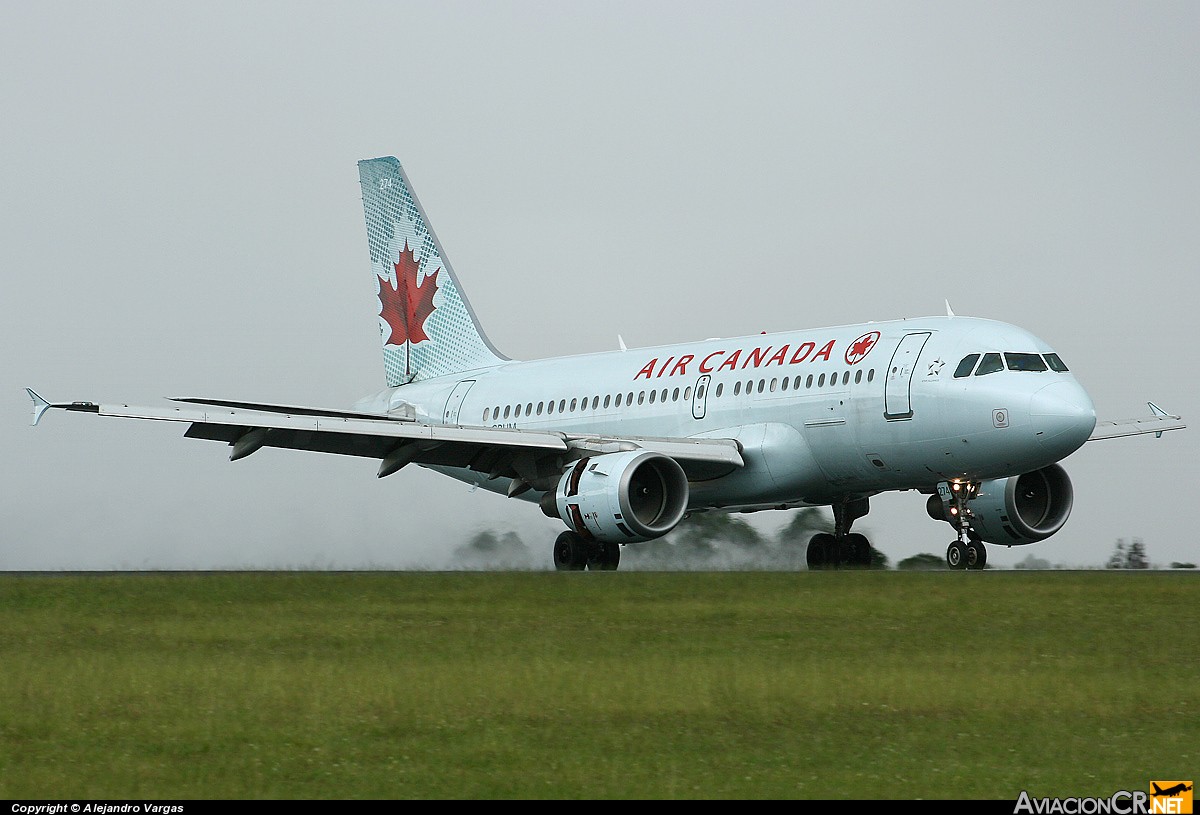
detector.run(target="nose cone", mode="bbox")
[1030,381,1096,457]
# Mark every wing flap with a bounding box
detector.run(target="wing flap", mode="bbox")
[29,392,745,476]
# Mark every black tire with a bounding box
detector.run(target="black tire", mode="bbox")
[553,531,587,571]
[845,532,872,567]
[966,540,987,570]
[946,540,968,570]
[807,533,836,570]
[587,540,621,571]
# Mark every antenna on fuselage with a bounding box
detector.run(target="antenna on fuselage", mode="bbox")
[618,334,627,351]
[945,300,956,318]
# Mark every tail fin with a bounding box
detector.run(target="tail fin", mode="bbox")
[358,157,508,385]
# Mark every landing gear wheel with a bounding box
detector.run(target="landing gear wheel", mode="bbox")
[946,540,968,570]
[553,531,588,571]
[844,533,872,567]
[807,533,836,570]
[587,540,621,571]
[965,540,987,570]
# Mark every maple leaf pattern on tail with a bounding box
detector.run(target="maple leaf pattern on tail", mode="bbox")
[378,241,440,346]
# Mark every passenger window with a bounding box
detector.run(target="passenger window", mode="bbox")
[548,400,555,415]
[733,381,741,396]
[867,369,875,382]
[592,396,600,410]
[649,390,656,404]
[526,402,533,415]
[975,353,1003,376]
[558,399,566,413]
[683,387,692,400]
[514,404,522,418]
[537,402,544,416]
[569,399,577,411]
[615,393,622,407]
[504,405,511,419]
[842,371,850,385]
[1044,353,1070,372]
[672,388,680,402]
[715,383,723,397]
[781,377,789,391]
[661,389,668,403]
[1005,353,1048,372]
[638,392,645,405]
[818,373,826,387]
[757,379,765,393]
[794,375,802,390]
[484,408,491,422]
[770,378,777,392]
[954,354,981,378]
[806,374,814,388]
[854,370,862,384]
[603,395,610,409]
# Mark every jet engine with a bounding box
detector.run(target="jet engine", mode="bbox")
[968,464,1074,545]
[544,451,689,542]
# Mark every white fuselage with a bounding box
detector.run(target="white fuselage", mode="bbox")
[353,315,1097,511]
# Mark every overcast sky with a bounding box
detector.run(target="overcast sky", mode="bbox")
[3,1,1196,570]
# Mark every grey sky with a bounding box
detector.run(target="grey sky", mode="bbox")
[3,1,1196,569]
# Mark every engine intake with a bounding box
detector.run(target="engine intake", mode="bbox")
[549,451,689,542]
[969,464,1074,545]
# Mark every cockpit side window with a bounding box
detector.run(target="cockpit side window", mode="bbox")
[974,353,1004,376]
[953,354,980,378]
[1005,353,1048,372]
[1044,353,1070,372]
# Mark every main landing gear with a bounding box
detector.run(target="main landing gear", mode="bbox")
[553,530,620,571]
[938,480,987,571]
[807,497,874,570]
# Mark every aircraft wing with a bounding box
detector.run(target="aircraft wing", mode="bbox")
[25,390,743,482]
[1088,402,1186,441]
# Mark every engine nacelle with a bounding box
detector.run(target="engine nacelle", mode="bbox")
[548,451,689,543]
[969,464,1074,545]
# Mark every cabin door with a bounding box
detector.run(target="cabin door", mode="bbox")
[692,375,711,420]
[443,380,475,426]
[884,333,930,420]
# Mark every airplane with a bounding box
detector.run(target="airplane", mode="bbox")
[1152,783,1193,797]
[26,156,1187,571]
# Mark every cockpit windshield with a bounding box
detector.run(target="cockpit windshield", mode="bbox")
[1005,353,1048,372]
[952,352,1070,377]
[975,353,1004,376]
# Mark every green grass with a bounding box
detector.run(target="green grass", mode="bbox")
[0,571,1196,799]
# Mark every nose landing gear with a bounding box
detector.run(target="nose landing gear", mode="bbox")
[935,480,988,570]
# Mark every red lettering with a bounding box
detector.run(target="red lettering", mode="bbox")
[635,359,657,380]
[742,346,772,369]
[670,354,694,377]
[717,349,742,372]
[699,350,725,373]
[813,339,835,362]
[766,345,790,366]
[789,342,815,363]
[656,356,675,378]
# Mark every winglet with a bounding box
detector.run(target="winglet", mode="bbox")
[26,388,52,426]
[1148,401,1171,438]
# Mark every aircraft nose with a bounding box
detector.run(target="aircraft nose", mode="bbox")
[1030,381,1096,455]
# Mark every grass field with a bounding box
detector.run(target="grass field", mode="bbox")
[0,570,1195,799]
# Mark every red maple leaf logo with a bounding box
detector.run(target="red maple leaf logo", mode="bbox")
[845,331,880,365]
[378,241,439,346]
